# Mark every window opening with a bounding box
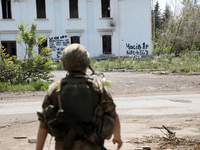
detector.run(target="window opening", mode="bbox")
[1,41,17,57]
[36,0,46,19]
[102,35,111,54]
[71,36,80,44]
[38,39,47,54]
[69,0,78,18]
[101,0,110,18]
[1,0,12,19]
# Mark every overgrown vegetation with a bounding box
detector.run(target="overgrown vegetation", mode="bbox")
[153,0,200,56]
[90,50,200,74]
[0,81,51,92]
[0,22,54,92]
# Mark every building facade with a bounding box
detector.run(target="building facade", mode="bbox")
[0,0,152,60]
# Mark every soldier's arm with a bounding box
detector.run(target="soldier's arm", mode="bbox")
[36,82,57,150]
[96,79,123,149]
[112,115,123,149]
[36,127,48,150]
[36,92,50,150]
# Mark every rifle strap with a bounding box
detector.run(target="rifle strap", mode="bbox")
[56,79,63,110]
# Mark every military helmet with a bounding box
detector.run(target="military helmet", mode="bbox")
[60,44,90,71]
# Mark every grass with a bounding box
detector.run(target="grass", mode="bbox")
[88,51,200,74]
[0,81,51,92]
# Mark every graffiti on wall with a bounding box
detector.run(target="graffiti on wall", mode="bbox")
[49,35,70,59]
[126,42,149,59]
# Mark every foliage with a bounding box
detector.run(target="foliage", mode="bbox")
[0,82,9,92]
[102,81,111,88]
[90,52,200,74]
[0,46,19,83]
[0,22,55,84]
[0,81,51,92]
[154,1,162,39]
[154,1,162,29]
[31,81,51,91]
[56,62,62,70]
[162,4,171,25]
[153,0,200,56]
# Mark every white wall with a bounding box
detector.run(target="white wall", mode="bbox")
[0,0,152,59]
[119,0,152,58]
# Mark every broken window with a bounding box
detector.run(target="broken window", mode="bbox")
[36,0,46,19]
[1,0,12,19]
[102,35,111,54]
[1,41,17,57]
[101,0,110,18]
[71,36,80,44]
[38,39,47,54]
[69,0,78,18]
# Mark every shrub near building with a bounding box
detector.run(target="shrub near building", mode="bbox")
[0,22,54,91]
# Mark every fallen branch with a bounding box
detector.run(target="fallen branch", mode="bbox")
[160,125,180,149]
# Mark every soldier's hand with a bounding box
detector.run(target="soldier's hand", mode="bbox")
[112,137,123,150]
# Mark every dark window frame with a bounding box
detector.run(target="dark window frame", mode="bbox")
[1,41,17,57]
[36,0,46,19]
[101,0,110,18]
[1,0,12,19]
[102,35,112,54]
[69,0,79,18]
[71,36,80,44]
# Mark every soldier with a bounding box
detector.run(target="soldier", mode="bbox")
[36,44,123,150]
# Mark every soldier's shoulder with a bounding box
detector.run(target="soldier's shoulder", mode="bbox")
[90,78,104,94]
[47,80,61,95]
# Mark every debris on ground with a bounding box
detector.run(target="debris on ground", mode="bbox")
[13,136,27,139]
[28,139,37,144]
[128,125,200,150]
[135,146,151,150]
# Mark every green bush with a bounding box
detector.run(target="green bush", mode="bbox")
[31,81,50,91]
[0,82,9,92]
[0,22,54,84]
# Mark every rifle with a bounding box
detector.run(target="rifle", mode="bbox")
[48,109,106,150]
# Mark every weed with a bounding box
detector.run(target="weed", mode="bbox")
[187,72,193,76]
[56,63,62,70]
[102,81,111,88]
[90,54,199,74]
[0,82,9,92]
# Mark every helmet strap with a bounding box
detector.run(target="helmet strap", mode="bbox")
[89,66,105,79]
[89,65,95,76]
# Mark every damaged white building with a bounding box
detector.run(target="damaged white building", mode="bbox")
[0,0,152,60]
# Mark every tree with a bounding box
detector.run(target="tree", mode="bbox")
[162,4,172,26]
[153,0,200,55]
[154,1,163,39]
[154,1,162,29]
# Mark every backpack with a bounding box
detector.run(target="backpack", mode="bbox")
[44,75,114,140]
[60,76,99,123]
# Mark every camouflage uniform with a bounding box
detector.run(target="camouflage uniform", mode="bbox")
[39,72,117,150]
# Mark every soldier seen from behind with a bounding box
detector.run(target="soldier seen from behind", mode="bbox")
[36,44,123,150]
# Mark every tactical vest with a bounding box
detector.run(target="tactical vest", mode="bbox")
[60,76,99,123]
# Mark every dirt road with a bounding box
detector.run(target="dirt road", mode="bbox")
[0,71,200,150]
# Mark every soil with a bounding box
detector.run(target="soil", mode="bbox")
[0,70,200,150]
